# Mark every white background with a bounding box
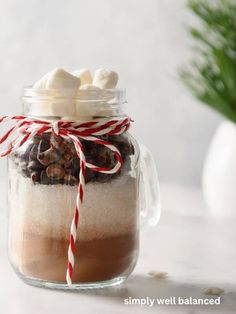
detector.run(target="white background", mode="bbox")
[0,0,222,186]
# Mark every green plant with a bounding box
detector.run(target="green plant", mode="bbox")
[180,0,236,123]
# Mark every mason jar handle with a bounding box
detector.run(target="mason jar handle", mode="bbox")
[139,143,161,227]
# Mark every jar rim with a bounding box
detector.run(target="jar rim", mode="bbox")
[21,86,127,118]
[22,86,126,104]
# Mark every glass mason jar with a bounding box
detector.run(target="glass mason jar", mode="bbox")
[7,87,161,290]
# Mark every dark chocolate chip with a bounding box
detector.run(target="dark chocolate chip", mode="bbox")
[31,171,40,184]
[46,163,65,180]
[28,160,45,171]
[37,147,59,166]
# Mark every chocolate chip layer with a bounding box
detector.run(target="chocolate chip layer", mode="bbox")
[11,133,134,186]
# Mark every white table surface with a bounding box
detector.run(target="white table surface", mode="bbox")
[0,184,236,314]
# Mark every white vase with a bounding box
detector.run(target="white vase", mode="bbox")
[202,120,236,216]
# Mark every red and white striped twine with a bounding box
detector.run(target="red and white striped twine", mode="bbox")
[0,115,131,285]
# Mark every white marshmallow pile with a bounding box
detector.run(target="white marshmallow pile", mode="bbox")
[31,67,119,118]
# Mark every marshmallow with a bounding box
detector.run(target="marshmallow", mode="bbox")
[31,68,80,117]
[76,84,101,118]
[33,71,51,88]
[46,68,81,91]
[50,100,76,117]
[80,84,100,90]
[72,69,92,85]
[93,68,118,89]
[28,102,53,117]
[28,100,76,118]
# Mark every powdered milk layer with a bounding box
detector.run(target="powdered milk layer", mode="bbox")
[9,169,138,241]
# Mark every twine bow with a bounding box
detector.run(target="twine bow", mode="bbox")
[0,115,131,285]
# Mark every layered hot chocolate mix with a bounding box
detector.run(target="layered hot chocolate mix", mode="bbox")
[8,133,139,282]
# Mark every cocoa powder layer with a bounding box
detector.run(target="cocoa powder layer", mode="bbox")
[10,232,138,282]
